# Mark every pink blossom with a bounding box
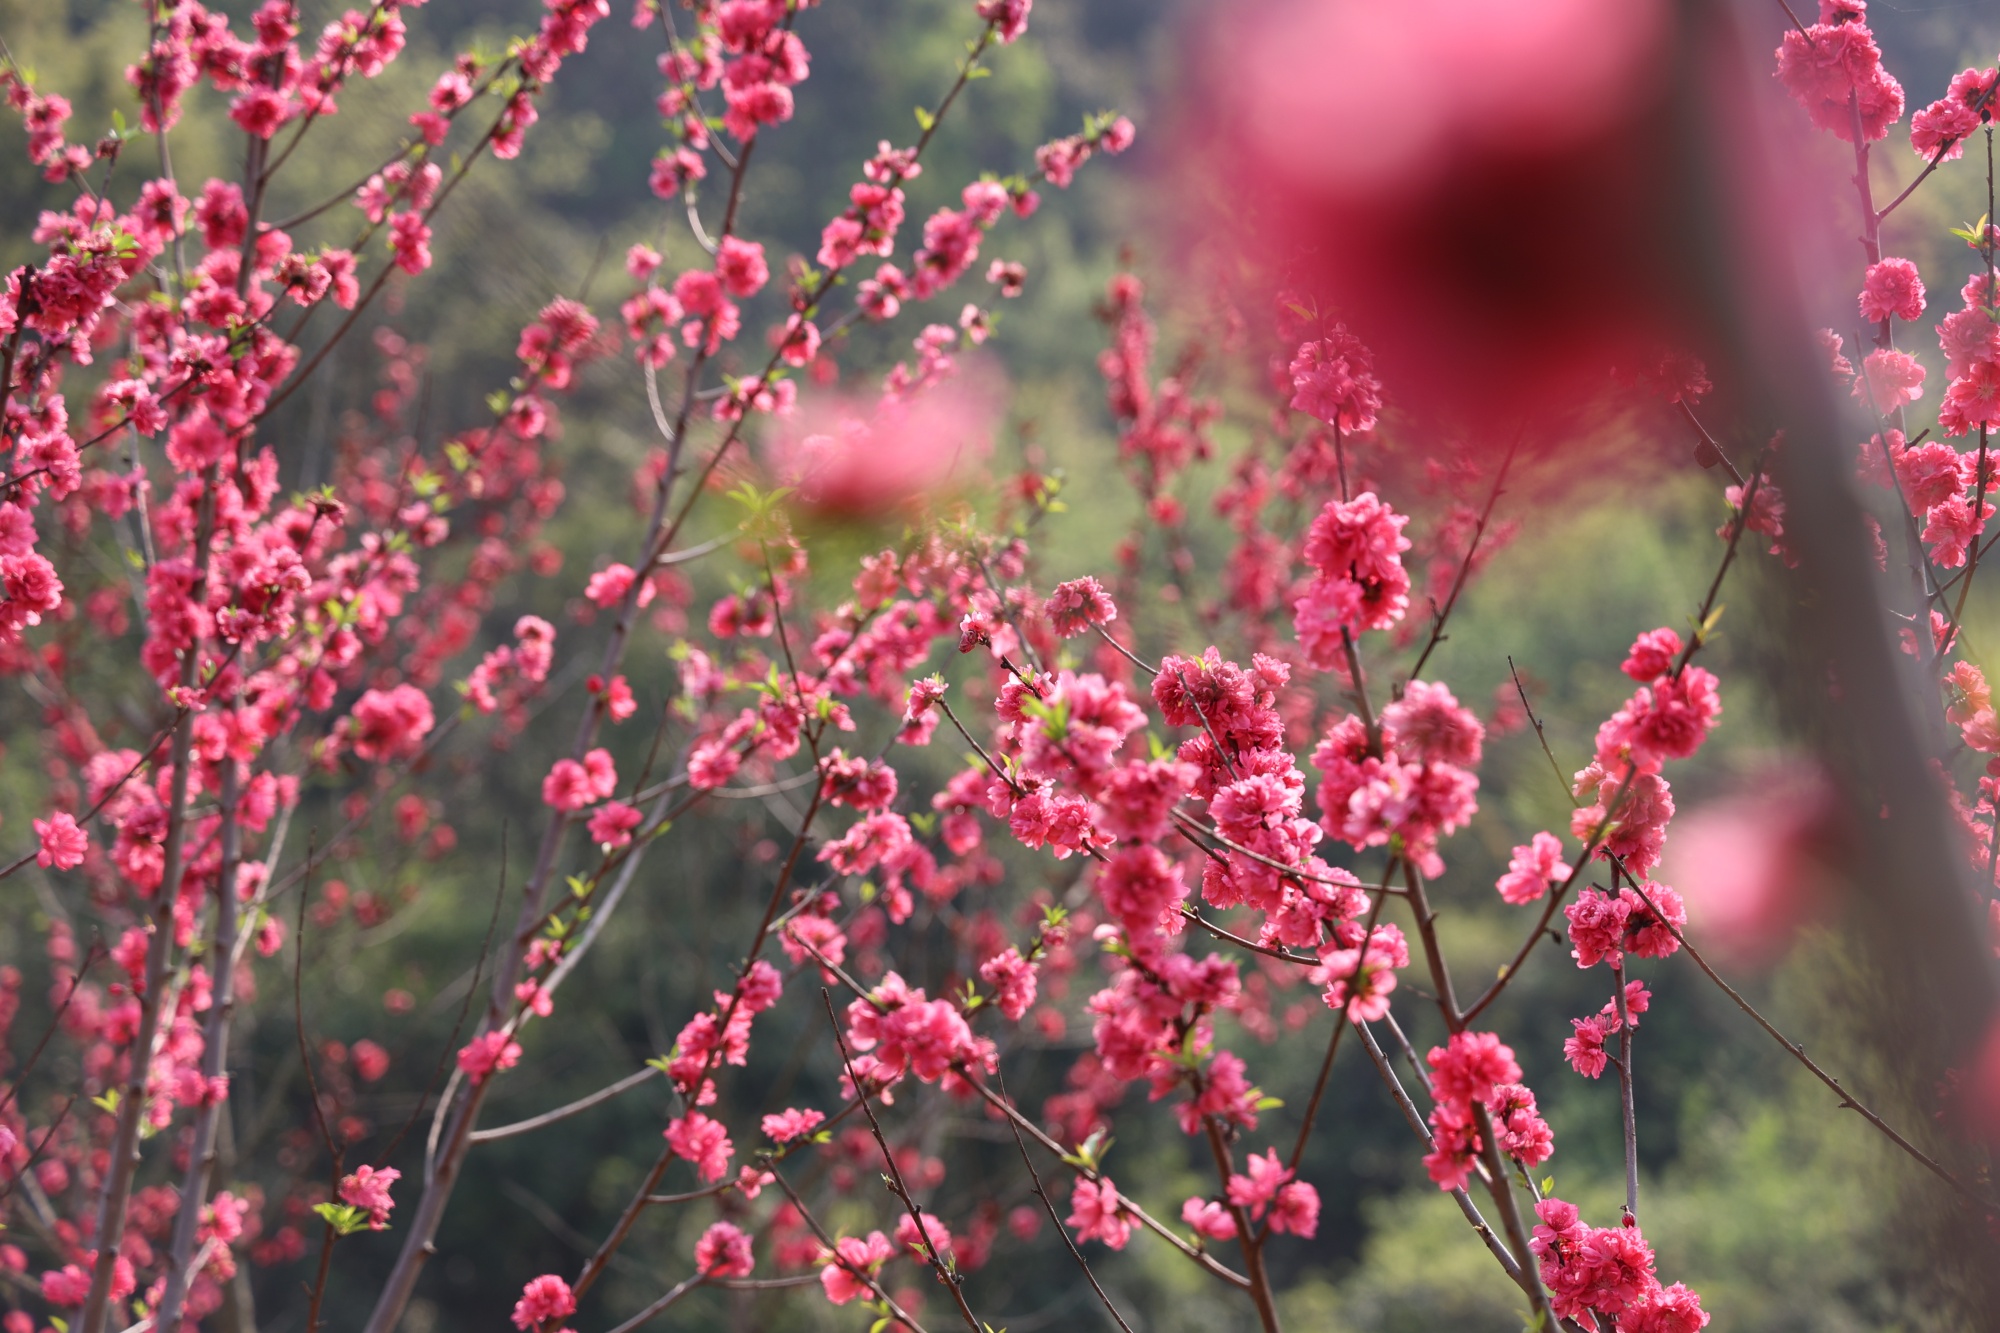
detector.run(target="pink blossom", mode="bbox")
[1094,844,1188,952]
[1572,766,1676,880]
[695,1221,755,1278]
[1427,1031,1521,1107]
[1294,491,1412,660]
[511,1275,576,1330]
[819,811,914,876]
[1422,1100,1481,1191]
[543,758,595,812]
[1619,881,1686,959]
[845,972,993,1085]
[1046,575,1118,637]
[1564,1015,1611,1078]
[349,685,436,762]
[819,1231,894,1304]
[1067,1176,1131,1248]
[666,1110,735,1182]
[894,1210,954,1261]
[1314,924,1406,1022]
[388,211,433,275]
[1489,1083,1554,1167]
[1564,888,1630,969]
[337,1164,400,1230]
[1775,8,1904,144]
[1657,774,1837,966]
[352,1039,391,1081]
[1911,67,1995,161]
[1382,680,1484,767]
[715,236,768,297]
[976,0,1031,42]
[587,800,644,847]
[1924,491,1993,568]
[770,374,1001,517]
[1225,1149,1294,1217]
[457,1031,522,1084]
[514,980,554,1018]
[1268,1181,1319,1236]
[1288,327,1382,432]
[978,946,1038,1019]
[40,1264,92,1307]
[1859,257,1925,323]
[1621,627,1682,682]
[780,914,847,973]
[1098,757,1198,842]
[1182,1196,1237,1239]
[33,811,87,870]
[1621,1282,1711,1333]
[903,674,948,728]
[761,1107,825,1142]
[585,562,642,608]
[1855,347,1926,410]
[1495,831,1570,905]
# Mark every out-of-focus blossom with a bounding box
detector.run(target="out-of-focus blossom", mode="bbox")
[1172,0,1686,426]
[1659,768,1841,966]
[766,370,1002,518]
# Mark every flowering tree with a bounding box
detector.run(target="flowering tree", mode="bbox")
[0,2,1996,1333]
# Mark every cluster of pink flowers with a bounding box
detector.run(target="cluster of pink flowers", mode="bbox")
[1911,64,1997,161]
[511,1274,576,1332]
[1314,680,1483,877]
[336,1165,401,1231]
[1287,325,1382,434]
[1420,1031,1551,1191]
[1773,0,1903,143]
[1292,492,1413,665]
[844,971,997,1090]
[1532,1199,1709,1331]
[15,0,1939,1322]
[1225,1149,1319,1236]
[1565,980,1653,1080]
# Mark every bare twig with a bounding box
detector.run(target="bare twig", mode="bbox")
[823,990,983,1333]
[994,1067,1136,1333]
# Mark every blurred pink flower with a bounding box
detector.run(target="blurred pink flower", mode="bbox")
[1169,0,1704,427]
[767,370,1001,518]
[1658,769,1840,967]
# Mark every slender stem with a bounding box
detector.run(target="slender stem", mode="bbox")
[602,1273,704,1333]
[1285,877,1392,1173]
[766,1169,933,1333]
[963,1078,1249,1287]
[1508,658,1576,807]
[566,780,831,1305]
[1406,429,1520,684]
[467,1066,660,1144]
[1350,1020,1522,1286]
[1198,1113,1282,1333]
[1471,1101,1558,1330]
[78,466,220,1333]
[994,1067,1136,1333]
[1875,74,2000,223]
[1402,861,1461,1031]
[1611,965,1638,1221]
[157,766,245,1331]
[0,947,101,1118]
[1172,810,1400,898]
[823,992,983,1333]
[1621,880,1995,1210]
[1676,400,1745,486]
[1095,623,1158,677]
